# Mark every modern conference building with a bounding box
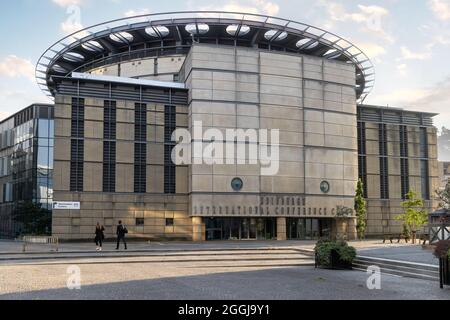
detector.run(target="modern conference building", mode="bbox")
[0,12,440,240]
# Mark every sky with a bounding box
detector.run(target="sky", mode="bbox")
[0,0,449,131]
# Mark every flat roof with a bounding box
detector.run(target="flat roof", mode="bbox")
[0,103,54,126]
[358,104,439,117]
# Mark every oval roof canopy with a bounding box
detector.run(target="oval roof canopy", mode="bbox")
[37,11,375,102]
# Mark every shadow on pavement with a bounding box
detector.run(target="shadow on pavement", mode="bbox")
[1,266,448,300]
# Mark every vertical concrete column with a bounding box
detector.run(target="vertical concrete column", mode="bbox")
[333,218,357,241]
[277,217,287,241]
[192,217,205,242]
[347,218,358,241]
[333,219,347,240]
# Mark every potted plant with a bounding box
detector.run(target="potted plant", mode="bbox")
[433,240,450,288]
[314,240,356,270]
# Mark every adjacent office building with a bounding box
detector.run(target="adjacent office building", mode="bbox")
[0,12,440,240]
[0,104,54,238]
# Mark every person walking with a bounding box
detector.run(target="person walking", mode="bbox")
[95,222,105,251]
[116,220,128,250]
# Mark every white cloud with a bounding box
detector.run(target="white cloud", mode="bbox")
[199,0,280,16]
[0,55,35,81]
[399,46,432,60]
[52,0,84,7]
[61,20,84,35]
[317,2,394,44]
[396,64,408,77]
[355,42,387,63]
[124,8,151,17]
[428,0,450,21]
[419,23,450,47]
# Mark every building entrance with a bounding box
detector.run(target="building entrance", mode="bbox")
[205,218,277,240]
[286,218,332,240]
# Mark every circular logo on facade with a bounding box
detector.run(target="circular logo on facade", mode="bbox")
[231,178,244,191]
[320,181,330,194]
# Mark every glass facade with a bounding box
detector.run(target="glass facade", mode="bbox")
[399,125,409,199]
[287,218,332,240]
[0,104,54,238]
[164,105,176,194]
[205,218,277,240]
[378,124,389,199]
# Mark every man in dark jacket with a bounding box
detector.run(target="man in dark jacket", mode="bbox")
[116,220,128,250]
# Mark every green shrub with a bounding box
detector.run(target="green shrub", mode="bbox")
[315,240,357,267]
[338,244,357,263]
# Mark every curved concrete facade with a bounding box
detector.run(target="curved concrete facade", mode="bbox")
[184,44,358,240]
[51,43,358,241]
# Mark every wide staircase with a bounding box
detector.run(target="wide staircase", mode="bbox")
[353,255,439,282]
[0,247,316,268]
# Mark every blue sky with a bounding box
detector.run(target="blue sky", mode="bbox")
[0,0,449,130]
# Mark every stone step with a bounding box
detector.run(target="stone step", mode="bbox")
[0,246,306,256]
[0,249,306,261]
[353,256,439,281]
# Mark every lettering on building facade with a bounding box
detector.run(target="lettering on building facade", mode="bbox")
[191,195,343,217]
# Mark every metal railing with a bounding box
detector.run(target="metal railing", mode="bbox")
[22,236,59,252]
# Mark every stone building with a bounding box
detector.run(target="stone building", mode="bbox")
[357,105,439,236]
[0,12,440,240]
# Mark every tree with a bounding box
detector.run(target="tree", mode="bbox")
[12,202,51,236]
[436,181,450,210]
[354,179,367,240]
[395,190,428,243]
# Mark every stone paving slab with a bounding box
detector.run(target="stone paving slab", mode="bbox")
[0,261,448,300]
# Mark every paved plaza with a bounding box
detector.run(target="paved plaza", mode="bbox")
[0,258,448,300]
[0,240,448,300]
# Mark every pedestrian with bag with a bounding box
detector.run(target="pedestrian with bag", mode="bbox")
[116,220,128,250]
[95,222,105,251]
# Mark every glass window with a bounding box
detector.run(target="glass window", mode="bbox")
[37,147,49,169]
[39,106,49,119]
[38,119,50,138]
[49,120,54,138]
[136,218,145,226]
[421,160,430,200]
[166,218,174,227]
[419,127,428,158]
[38,138,50,147]
[37,178,49,199]
[48,148,54,169]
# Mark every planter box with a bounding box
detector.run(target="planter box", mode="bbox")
[330,249,353,270]
[315,249,353,270]
[439,258,450,288]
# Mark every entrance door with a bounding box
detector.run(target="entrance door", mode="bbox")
[240,218,257,240]
[249,219,257,239]
[256,218,266,240]
[230,219,240,240]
